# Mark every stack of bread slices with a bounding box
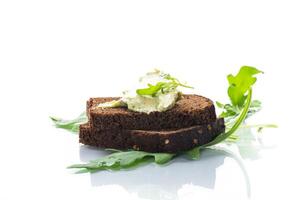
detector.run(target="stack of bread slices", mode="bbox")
[80,95,225,153]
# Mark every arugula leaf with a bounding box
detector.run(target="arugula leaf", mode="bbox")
[136,73,193,97]
[219,99,262,127]
[164,73,193,89]
[69,147,203,173]
[184,146,201,160]
[217,103,239,119]
[68,150,175,173]
[136,82,166,96]
[202,89,252,147]
[227,66,263,107]
[50,112,87,133]
[153,153,175,164]
[217,66,263,126]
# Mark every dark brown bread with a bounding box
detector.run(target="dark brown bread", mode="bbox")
[88,95,217,130]
[79,118,225,153]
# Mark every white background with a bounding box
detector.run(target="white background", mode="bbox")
[1,0,300,200]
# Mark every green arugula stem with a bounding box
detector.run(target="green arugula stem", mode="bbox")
[202,89,252,147]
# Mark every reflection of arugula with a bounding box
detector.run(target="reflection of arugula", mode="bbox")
[50,66,276,173]
[207,147,252,198]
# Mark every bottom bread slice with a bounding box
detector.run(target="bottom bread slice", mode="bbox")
[79,118,225,153]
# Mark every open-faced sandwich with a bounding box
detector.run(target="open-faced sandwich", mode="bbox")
[51,66,272,173]
[79,70,225,153]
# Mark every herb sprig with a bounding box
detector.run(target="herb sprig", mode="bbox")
[68,150,175,173]
[216,66,263,126]
[203,89,252,147]
[50,112,87,133]
[136,73,193,97]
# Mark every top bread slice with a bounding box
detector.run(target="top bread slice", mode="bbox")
[87,94,217,130]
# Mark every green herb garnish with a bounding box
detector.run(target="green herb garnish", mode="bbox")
[227,66,262,107]
[50,112,87,133]
[68,150,175,173]
[184,146,201,160]
[216,66,263,125]
[136,73,193,97]
[203,89,252,147]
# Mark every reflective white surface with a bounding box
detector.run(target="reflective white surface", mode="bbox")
[82,147,225,199]
[1,0,300,199]
[73,127,275,200]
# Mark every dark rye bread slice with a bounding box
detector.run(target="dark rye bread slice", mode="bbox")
[79,118,225,153]
[88,95,217,130]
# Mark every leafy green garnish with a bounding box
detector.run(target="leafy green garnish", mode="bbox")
[227,66,263,107]
[136,82,166,96]
[136,73,193,97]
[68,150,175,173]
[69,147,203,173]
[50,112,87,133]
[217,66,263,125]
[203,89,252,147]
[184,146,201,160]
[218,99,262,120]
